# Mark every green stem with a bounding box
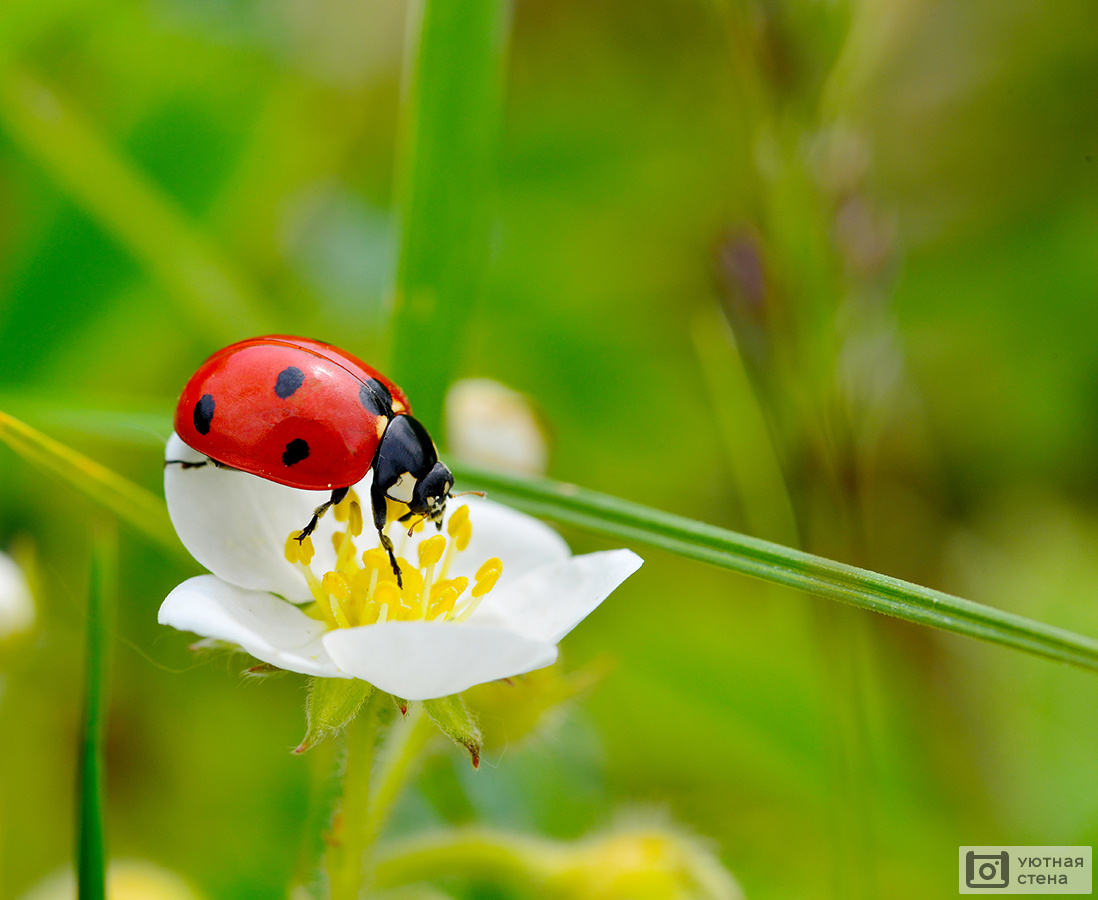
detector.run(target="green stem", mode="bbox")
[325,698,437,897]
[77,525,117,900]
[363,705,435,852]
[451,463,1098,672]
[373,828,559,893]
[326,693,382,900]
[372,827,740,899]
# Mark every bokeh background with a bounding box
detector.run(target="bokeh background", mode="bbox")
[2,0,1098,898]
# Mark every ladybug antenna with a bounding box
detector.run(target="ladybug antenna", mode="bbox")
[450,489,486,499]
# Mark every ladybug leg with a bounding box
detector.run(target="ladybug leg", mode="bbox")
[371,480,404,588]
[295,486,349,542]
[164,457,234,470]
[164,459,209,469]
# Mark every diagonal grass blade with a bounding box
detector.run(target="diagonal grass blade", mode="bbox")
[453,462,1098,672]
[0,411,182,556]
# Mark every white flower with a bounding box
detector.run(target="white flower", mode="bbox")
[160,434,641,700]
[0,549,34,639]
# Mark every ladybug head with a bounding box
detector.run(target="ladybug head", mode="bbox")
[409,460,453,526]
[374,415,453,530]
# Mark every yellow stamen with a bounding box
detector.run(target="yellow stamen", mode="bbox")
[472,557,503,598]
[333,497,350,522]
[453,520,472,552]
[395,562,423,620]
[285,531,315,565]
[335,526,358,575]
[448,557,503,623]
[321,571,351,628]
[441,505,473,578]
[322,570,350,602]
[303,567,339,628]
[416,536,447,617]
[418,534,447,569]
[452,594,481,623]
[347,500,363,537]
[296,497,503,631]
[373,581,401,624]
[362,546,390,571]
[428,576,469,620]
[446,504,470,538]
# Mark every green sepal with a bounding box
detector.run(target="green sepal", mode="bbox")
[463,656,611,750]
[295,678,374,754]
[422,694,482,768]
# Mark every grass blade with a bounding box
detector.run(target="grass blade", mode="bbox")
[388,0,509,428]
[453,463,1098,672]
[0,411,182,556]
[77,524,117,900]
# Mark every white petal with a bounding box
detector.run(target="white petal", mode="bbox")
[377,495,571,588]
[438,496,571,582]
[322,621,558,700]
[0,551,34,638]
[165,433,342,601]
[470,549,643,644]
[159,575,346,678]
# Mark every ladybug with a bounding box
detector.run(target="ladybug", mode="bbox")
[170,335,453,585]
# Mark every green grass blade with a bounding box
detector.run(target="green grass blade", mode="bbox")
[388,0,509,429]
[77,525,117,900]
[0,411,182,556]
[453,463,1098,671]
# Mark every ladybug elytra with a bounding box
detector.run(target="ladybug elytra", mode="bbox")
[170,335,454,585]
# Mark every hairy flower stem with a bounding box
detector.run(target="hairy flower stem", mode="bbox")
[326,692,382,900]
[364,705,436,846]
[324,699,438,898]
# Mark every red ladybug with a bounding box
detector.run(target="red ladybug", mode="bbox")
[171,335,453,584]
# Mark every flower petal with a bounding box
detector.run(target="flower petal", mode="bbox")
[470,549,643,644]
[159,575,346,678]
[322,621,558,700]
[165,433,341,601]
[0,550,34,638]
[437,496,571,582]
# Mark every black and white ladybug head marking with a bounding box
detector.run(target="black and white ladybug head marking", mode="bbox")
[411,461,454,525]
[371,414,453,529]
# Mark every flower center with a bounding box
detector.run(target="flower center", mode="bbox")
[282,491,502,630]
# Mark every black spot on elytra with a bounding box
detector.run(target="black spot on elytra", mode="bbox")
[359,378,394,416]
[275,366,305,399]
[193,394,215,435]
[283,438,310,466]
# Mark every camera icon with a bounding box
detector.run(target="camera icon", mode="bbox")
[966,851,1010,888]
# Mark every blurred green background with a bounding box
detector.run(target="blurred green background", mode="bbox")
[2,0,1098,898]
